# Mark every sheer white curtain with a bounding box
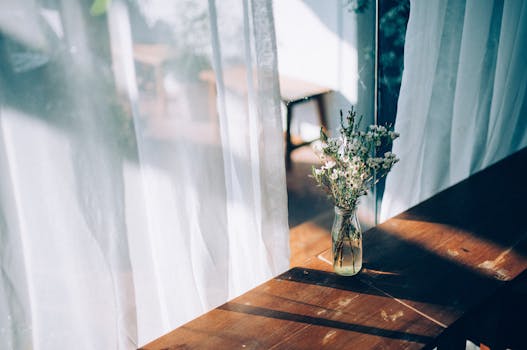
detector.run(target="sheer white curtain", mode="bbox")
[381,0,527,221]
[0,0,288,348]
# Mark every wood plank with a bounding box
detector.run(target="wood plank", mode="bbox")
[141,268,444,349]
[289,211,332,267]
[350,147,527,326]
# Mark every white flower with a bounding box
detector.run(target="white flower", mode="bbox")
[351,177,362,188]
[312,142,322,153]
[338,137,348,157]
[311,109,399,209]
[389,131,400,140]
[324,160,336,169]
[367,158,380,170]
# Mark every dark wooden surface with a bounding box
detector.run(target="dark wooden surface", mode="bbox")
[141,147,527,349]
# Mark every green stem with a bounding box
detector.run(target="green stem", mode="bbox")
[333,219,358,273]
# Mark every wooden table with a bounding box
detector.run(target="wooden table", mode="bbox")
[141,147,527,349]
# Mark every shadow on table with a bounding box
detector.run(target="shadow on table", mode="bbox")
[276,220,524,349]
[395,147,527,258]
[279,228,502,312]
[219,302,435,344]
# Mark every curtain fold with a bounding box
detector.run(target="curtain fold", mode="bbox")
[0,0,289,348]
[381,0,527,221]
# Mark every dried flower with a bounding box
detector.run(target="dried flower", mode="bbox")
[311,108,399,210]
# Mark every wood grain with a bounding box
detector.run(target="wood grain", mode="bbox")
[355,147,527,326]
[141,268,444,349]
[141,147,527,349]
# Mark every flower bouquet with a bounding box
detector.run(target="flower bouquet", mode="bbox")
[312,108,399,275]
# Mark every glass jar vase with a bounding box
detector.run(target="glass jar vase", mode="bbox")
[331,206,362,276]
